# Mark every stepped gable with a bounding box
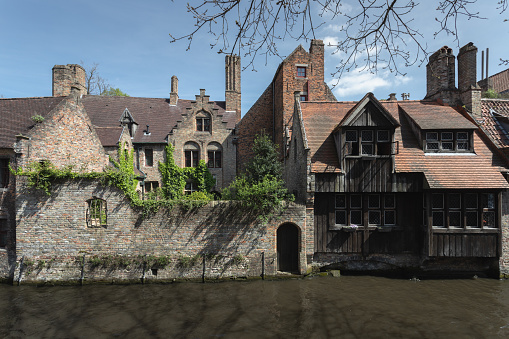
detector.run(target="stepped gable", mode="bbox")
[0,96,65,148]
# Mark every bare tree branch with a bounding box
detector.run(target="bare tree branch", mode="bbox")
[169,0,509,79]
[80,62,110,95]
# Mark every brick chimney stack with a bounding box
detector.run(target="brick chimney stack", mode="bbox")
[52,64,87,97]
[458,42,482,121]
[425,46,458,105]
[225,55,241,122]
[309,39,325,84]
[170,75,178,105]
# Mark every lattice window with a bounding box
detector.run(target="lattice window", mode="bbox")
[0,219,7,248]
[0,158,9,188]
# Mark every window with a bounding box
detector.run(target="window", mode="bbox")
[184,142,200,167]
[297,66,306,77]
[145,181,159,192]
[344,129,393,156]
[0,219,7,248]
[184,181,197,195]
[334,194,396,227]
[207,142,222,168]
[196,112,211,132]
[425,131,471,152]
[430,192,497,229]
[87,198,107,228]
[0,158,9,188]
[145,148,153,167]
[300,94,308,101]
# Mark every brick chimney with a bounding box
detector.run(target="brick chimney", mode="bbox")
[457,42,482,120]
[309,39,325,84]
[52,64,87,97]
[425,46,458,105]
[225,55,241,122]
[170,75,178,105]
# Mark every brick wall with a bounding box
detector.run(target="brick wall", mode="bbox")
[0,150,16,280]
[12,179,308,284]
[15,91,109,172]
[168,89,237,190]
[52,64,87,97]
[237,39,332,171]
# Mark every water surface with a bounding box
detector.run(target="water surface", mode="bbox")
[1,276,508,338]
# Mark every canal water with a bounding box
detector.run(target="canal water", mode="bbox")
[1,276,509,338]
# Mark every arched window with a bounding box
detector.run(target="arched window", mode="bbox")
[196,111,211,132]
[207,142,222,168]
[87,198,107,228]
[184,141,200,167]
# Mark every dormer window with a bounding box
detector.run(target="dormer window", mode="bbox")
[344,129,393,157]
[425,131,471,152]
[196,112,211,132]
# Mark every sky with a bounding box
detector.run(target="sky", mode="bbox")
[1,0,508,116]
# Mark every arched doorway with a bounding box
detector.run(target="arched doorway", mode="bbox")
[277,223,299,273]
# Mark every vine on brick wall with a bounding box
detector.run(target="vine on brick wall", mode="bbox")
[11,143,216,217]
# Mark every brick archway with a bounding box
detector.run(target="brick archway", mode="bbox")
[277,223,300,273]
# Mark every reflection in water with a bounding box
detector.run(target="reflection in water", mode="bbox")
[1,276,509,338]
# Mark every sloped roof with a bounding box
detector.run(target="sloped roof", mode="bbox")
[82,96,236,146]
[0,96,64,148]
[395,103,508,189]
[300,101,356,172]
[299,98,509,189]
[399,100,477,130]
[479,99,509,149]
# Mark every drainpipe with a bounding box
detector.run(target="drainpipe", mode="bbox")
[272,81,275,143]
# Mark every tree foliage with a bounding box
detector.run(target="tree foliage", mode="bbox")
[170,0,508,78]
[101,87,130,97]
[222,134,293,220]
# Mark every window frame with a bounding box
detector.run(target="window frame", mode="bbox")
[429,192,498,229]
[184,181,197,195]
[196,112,211,132]
[424,130,472,153]
[0,218,8,248]
[344,129,393,157]
[296,66,307,78]
[334,193,396,228]
[144,148,153,167]
[0,158,9,188]
[207,150,222,168]
[86,198,107,228]
[144,181,159,192]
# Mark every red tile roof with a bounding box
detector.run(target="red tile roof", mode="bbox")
[479,99,509,149]
[299,98,509,189]
[0,97,64,148]
[398,100,477,130]
[300,101,356,172]
[82,96,236,146]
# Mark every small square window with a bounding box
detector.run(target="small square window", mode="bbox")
[345,130,357,142]
[442,142,453,150]
[335,194,346,209]
[335,211,347,225]
[369,211,381,225]
[457,132,468,140]
[377,130,390,142]
[441,132,453,140]
[297,67,306,77]
[361,144,374,155]
[384,195,395,209]
[368,195,380,208]
[384,211,396,225]
[426,132,438,141]
[350,195,362,208]
[350,210,362,225]
[361,130,373,142]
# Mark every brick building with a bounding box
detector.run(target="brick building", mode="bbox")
[236,39,336,170]
[50,58,240,194]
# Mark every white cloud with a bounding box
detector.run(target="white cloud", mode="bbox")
[329,68,413,99]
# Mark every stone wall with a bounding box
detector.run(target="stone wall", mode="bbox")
[12,179,307,284]
[52,64,87,97]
